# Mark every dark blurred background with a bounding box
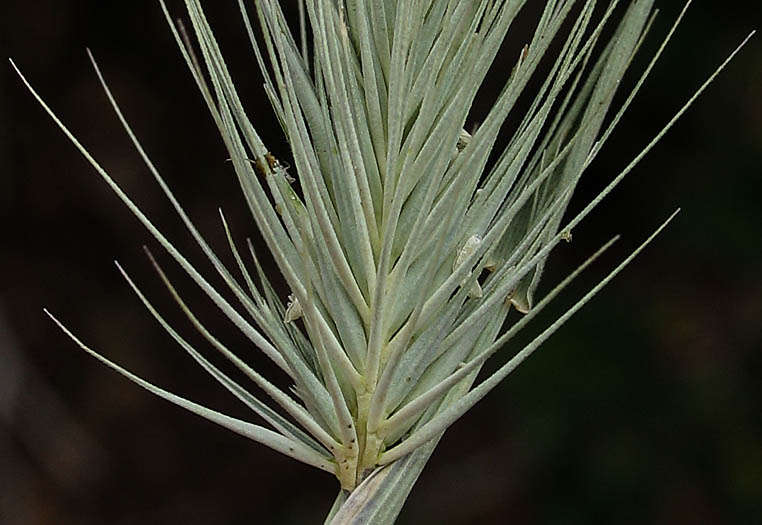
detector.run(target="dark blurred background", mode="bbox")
[2,1,760,524]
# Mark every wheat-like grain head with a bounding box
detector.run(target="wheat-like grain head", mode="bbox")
[12,0,752,522]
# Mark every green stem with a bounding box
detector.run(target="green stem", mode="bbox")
[326,435,441,524]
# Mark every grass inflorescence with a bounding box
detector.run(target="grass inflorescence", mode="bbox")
[13,0,752,522]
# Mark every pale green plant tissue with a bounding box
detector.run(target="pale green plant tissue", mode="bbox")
[12,1,752,523]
